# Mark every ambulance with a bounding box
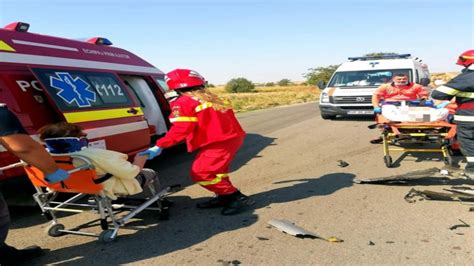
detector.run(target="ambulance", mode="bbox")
[318,54,431,119]
[0,22,171,181]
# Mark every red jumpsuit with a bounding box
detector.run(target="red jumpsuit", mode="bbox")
[156,95,246,195]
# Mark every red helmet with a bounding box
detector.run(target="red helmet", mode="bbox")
[457,50,474,67]
[165,69,206,90]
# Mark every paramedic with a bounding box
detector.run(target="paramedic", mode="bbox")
[372,73,430,113]
[431,50,474,178]
[0,104,69,265]
[139,69,253,215]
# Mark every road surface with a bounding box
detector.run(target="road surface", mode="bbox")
[7,102,474,265]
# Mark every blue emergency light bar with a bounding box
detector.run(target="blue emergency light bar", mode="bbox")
[86,37,113,46]
[348,54,411,61]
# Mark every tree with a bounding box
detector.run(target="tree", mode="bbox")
[277,79,291,86]
[364,52,400,57]
[303,65,339,85]
[225,78,255,93]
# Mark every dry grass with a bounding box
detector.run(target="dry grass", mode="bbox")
[209,85,319,112]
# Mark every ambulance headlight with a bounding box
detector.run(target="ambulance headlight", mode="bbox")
[321,92,330,103]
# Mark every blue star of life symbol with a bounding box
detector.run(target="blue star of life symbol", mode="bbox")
[49,72,96,108]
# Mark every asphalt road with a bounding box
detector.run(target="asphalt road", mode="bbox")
[8,102,474,265]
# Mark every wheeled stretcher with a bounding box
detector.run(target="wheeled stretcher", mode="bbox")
[375,114,458,168]
[23,150,176,243]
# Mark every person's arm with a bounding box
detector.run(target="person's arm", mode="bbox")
[416,84,429,99]
[0,134,58,174]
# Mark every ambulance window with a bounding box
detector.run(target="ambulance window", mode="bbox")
[155,78,170,93]
[32,68,132,111]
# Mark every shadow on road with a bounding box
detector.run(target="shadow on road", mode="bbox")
[32,172,355,265]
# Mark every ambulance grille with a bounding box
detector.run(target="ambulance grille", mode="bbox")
[333,96,371,104]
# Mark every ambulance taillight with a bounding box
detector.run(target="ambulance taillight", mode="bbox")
[4,22,29,32]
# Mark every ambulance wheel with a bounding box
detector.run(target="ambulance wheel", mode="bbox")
[99,229,116,243]
[47,223,65,237]
[384,156,393,168]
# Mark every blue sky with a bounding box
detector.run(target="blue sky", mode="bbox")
[1,0,473,84]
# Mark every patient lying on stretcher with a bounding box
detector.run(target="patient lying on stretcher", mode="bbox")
[379,100,450,122]
[38,122,159,200]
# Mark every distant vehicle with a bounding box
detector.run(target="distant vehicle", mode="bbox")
[317,54,431,119]
[0,22,172,181]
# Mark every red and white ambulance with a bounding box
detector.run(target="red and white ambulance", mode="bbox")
[0,22,171,181]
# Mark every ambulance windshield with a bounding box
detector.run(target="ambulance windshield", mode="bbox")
[328,69,412,88]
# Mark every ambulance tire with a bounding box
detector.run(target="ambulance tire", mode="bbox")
[384,155,393,168]
[321,113,336,120]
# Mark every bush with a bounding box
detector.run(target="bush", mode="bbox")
[225,78,255,93]
[277,79,292,86]
[265,82,275,87]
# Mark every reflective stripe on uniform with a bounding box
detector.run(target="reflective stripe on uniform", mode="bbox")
[435,85,459,96]
[170,116,198,122]
[197,173,229,186]
[454,115,474,122]
[466,157,474,162]
[64,107,143,123]
[195,102,213,112]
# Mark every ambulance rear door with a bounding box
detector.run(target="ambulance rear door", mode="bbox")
[30,67,150,155]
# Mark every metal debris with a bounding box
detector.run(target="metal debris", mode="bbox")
[268,219,320,238]
[449,219,470,230]
[268,219,343,243]
[355,167,444,184]
[337,160,349,168]
[404,188,474,202]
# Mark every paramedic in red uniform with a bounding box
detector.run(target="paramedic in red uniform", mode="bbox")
[371,73,430,113]
[139,69,253,215]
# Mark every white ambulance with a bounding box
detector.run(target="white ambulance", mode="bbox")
[318,54,430,119]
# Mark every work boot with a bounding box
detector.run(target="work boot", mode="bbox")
[0,244,45,265]
[221,192,255,216]
[196,195,231,209]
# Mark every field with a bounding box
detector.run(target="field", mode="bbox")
[209,85,320,112]
[211,73,460,113]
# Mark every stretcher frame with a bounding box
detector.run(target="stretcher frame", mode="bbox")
[23,154,175,243]
[376,115,457,168]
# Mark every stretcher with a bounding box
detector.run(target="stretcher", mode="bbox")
[23,151,177,243]
[375,114,457,168]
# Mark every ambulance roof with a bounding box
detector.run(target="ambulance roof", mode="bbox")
[337,58,421,72]
[0,27,164,75]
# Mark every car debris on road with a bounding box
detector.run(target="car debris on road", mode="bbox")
[268,219,343,243]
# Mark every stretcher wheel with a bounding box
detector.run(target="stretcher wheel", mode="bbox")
[99,229,116,243]
[47,223,65,237]
[384,155,393,168]
[444,152,454,166]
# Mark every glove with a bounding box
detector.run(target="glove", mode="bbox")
[45,169,70,184]
[373,107,382,114]
[138,146,162,160]
[436,102,450,109]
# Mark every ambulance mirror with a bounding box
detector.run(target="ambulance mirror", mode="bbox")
[419,78,430,86]
[317,81,326,90]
